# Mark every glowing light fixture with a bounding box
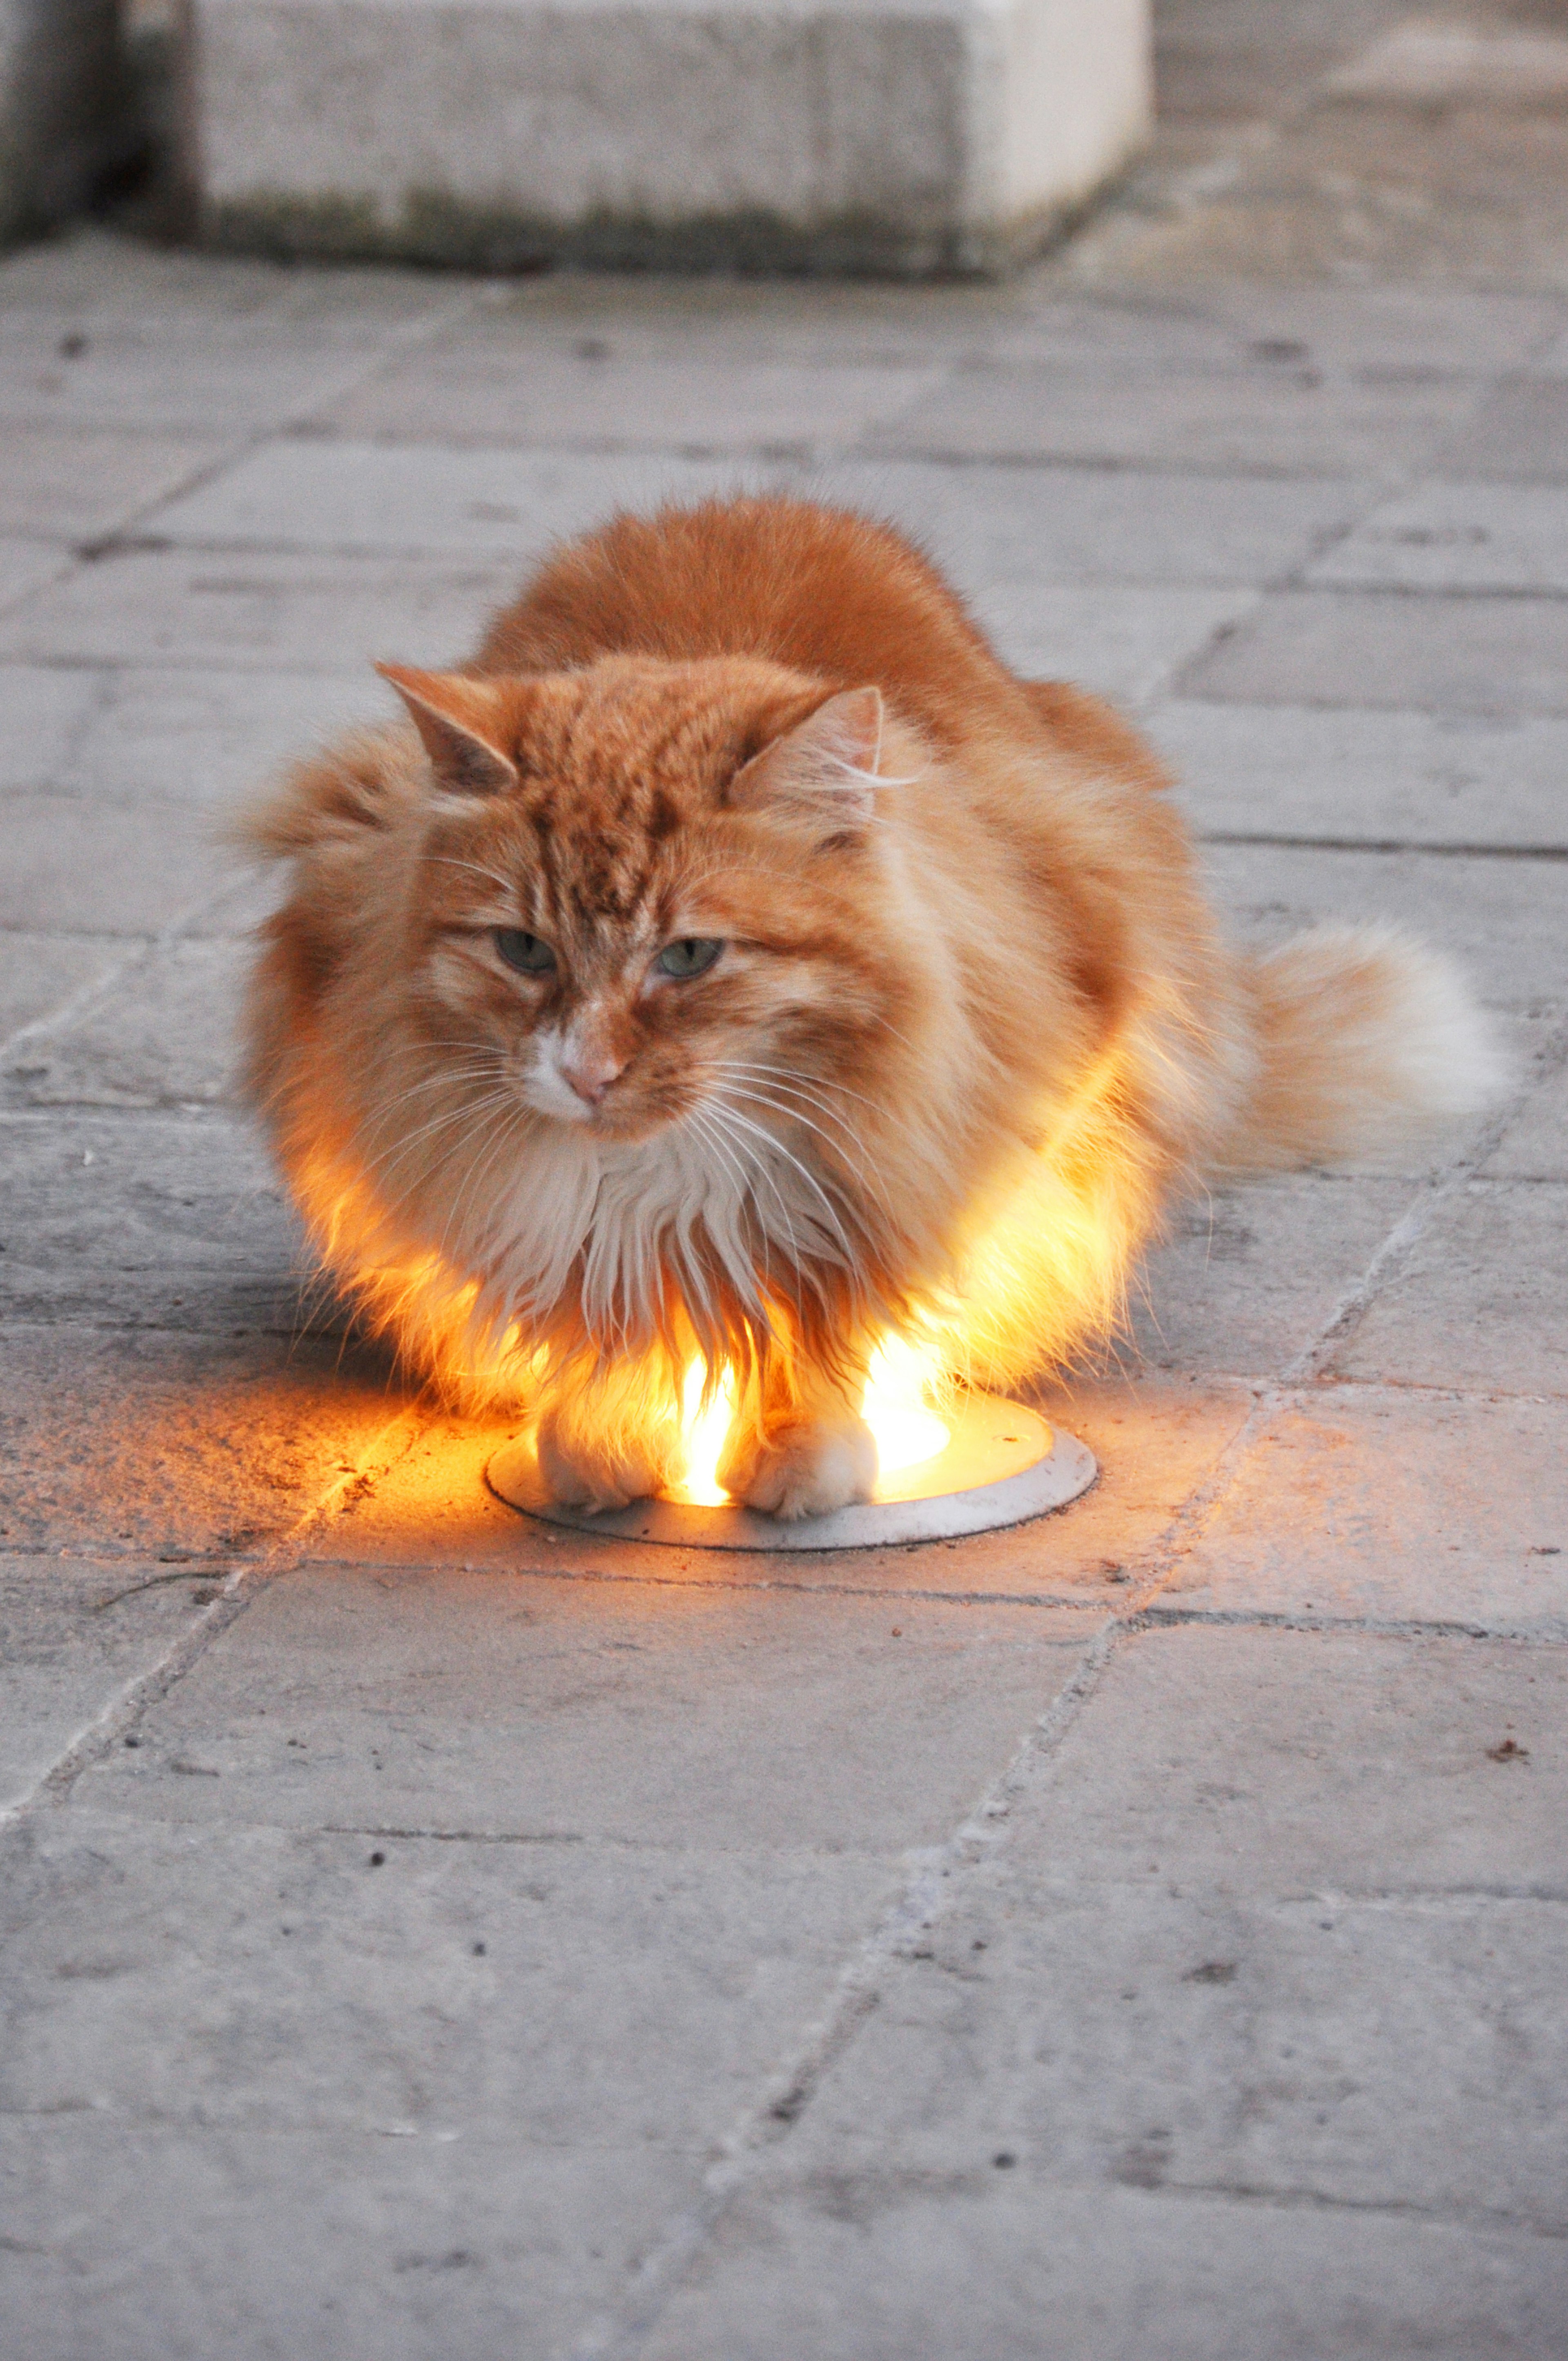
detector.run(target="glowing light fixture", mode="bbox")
[488,1333,1095,1551]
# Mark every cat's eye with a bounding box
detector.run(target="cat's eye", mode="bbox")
[495,928,556,976]
[655,938,724,980]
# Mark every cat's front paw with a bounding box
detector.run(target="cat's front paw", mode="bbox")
[535,1412,675,1514]
[720,1415,877,1521]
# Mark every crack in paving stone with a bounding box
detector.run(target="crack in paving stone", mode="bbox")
[89,1568,237,1612]
[1201,833,1568,861]
[0,1404,429,1829]
[1136,1605,1568,1644]
[568,1622,1120,2361]
[564,1031,1560,2358]
[318,1824,590,1846]
[1098,2172,1568,2241]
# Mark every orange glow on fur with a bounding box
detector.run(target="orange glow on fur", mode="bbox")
[241,494,1498,1524]
[673,1336,950,1506]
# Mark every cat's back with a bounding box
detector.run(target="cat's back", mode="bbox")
[474,494,1027,755]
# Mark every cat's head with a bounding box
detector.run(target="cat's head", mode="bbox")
[378,652,921,1153]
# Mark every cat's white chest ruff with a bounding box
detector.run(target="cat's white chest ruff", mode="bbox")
[455,1107,845,1342]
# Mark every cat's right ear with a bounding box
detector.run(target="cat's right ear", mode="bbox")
[376,664,519,797]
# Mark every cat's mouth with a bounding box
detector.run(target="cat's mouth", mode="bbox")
[519,1042,686,1141]
[524,1080,690,1147]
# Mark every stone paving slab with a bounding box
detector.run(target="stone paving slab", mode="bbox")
[0,663,102,786]
[327,345,949,452]
[1164,1388,1568,1633]
[0,1325,409,1558]
[1149,701,1568,848]
[978,582,1258,707]
[3,10,1568,2347]
[0,934,119,1040]
[0,547,520,671]
[1327,1179,1568,1398]
[726,1883,1568,2218]
[147,440,777,558]
[1128,1173,1416,1377]
[638,1620,1568,2358]
[1305,478,1568,595]
[0,238,315,319]
[2,942,249,1106]
[0,537,71,610]
[1178,586,1568,715]
[139,433,1354,592]
[0,425,226,545]
[1437,373,1568,482]
[1201,841,1568,1008]
[873,354,1490,478]
[1109,278,1558,374]
[0,1555,226,1809]
[0,794,236,932]
[1522,323,1568,373]
[1,2120,682,2361]
[1485,1049,1568,1180]
[0,320,452,437]
[1088,98,1568,293]
[31,665,372,811]
[995,1623,1568,1889]
[303,1378,1252,1604]
[437,273,1558,374]
[818,457,1363,588]
[62,1575,1100,1850]
[638,2178,1566,2361]
[0,1809,898,2144]
[0,1111,291,1321]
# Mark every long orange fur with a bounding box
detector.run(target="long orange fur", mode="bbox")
[240,495,1499,1517]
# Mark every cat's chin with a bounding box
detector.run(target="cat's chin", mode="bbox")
[718,1414,878,1522]
[535,1102,685,1149]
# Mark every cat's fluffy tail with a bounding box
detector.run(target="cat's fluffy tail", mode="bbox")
[1217,924,1507,1172]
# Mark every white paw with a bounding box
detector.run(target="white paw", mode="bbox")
[534,1413,673,1514]
[722,1415,877,1521]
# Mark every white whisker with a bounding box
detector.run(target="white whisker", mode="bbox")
[366,1087,521,1204]
[423,855,520,898]
[691,1104,798,1278]
[712,1077,893,1220]
[711,1097,857,1259]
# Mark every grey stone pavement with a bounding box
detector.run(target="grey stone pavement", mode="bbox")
[4,5,1568,2354]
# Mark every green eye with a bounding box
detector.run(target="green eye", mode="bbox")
[495,929,556,975]
[656,937,724,980]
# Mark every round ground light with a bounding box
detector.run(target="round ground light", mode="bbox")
[486,1394,1096,1551]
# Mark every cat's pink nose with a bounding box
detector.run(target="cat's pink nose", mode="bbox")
[561,1048,626,1105]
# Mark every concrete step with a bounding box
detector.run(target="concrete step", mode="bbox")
[187,0,1151,276]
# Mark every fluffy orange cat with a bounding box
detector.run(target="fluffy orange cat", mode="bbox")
[241,494,1498,1517]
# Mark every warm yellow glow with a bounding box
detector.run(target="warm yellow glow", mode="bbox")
[677,1359,738,1506]
[302,1031,1152,1536]
[860,1333,951,1475]
[670,1334,950,1506]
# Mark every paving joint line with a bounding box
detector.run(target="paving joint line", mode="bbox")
[1090,2173,1568,2243]
[569,1617,1119,2361]
[576,1020,1566,2349]
[1134,1604,1568,1645]
[0,1405,429,1833]
[275,1556,1120,1608]
[0,288,482,633]
[1200,831,1568,860]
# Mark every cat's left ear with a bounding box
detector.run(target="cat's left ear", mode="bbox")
[731,686,885,839]
[376,663,519,797]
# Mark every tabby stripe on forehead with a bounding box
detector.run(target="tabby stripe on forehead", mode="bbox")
[646,787,680,842]
[532,811,564,923]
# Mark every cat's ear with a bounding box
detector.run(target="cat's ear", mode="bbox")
[731,686,885,838]
[376,664,519,797]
